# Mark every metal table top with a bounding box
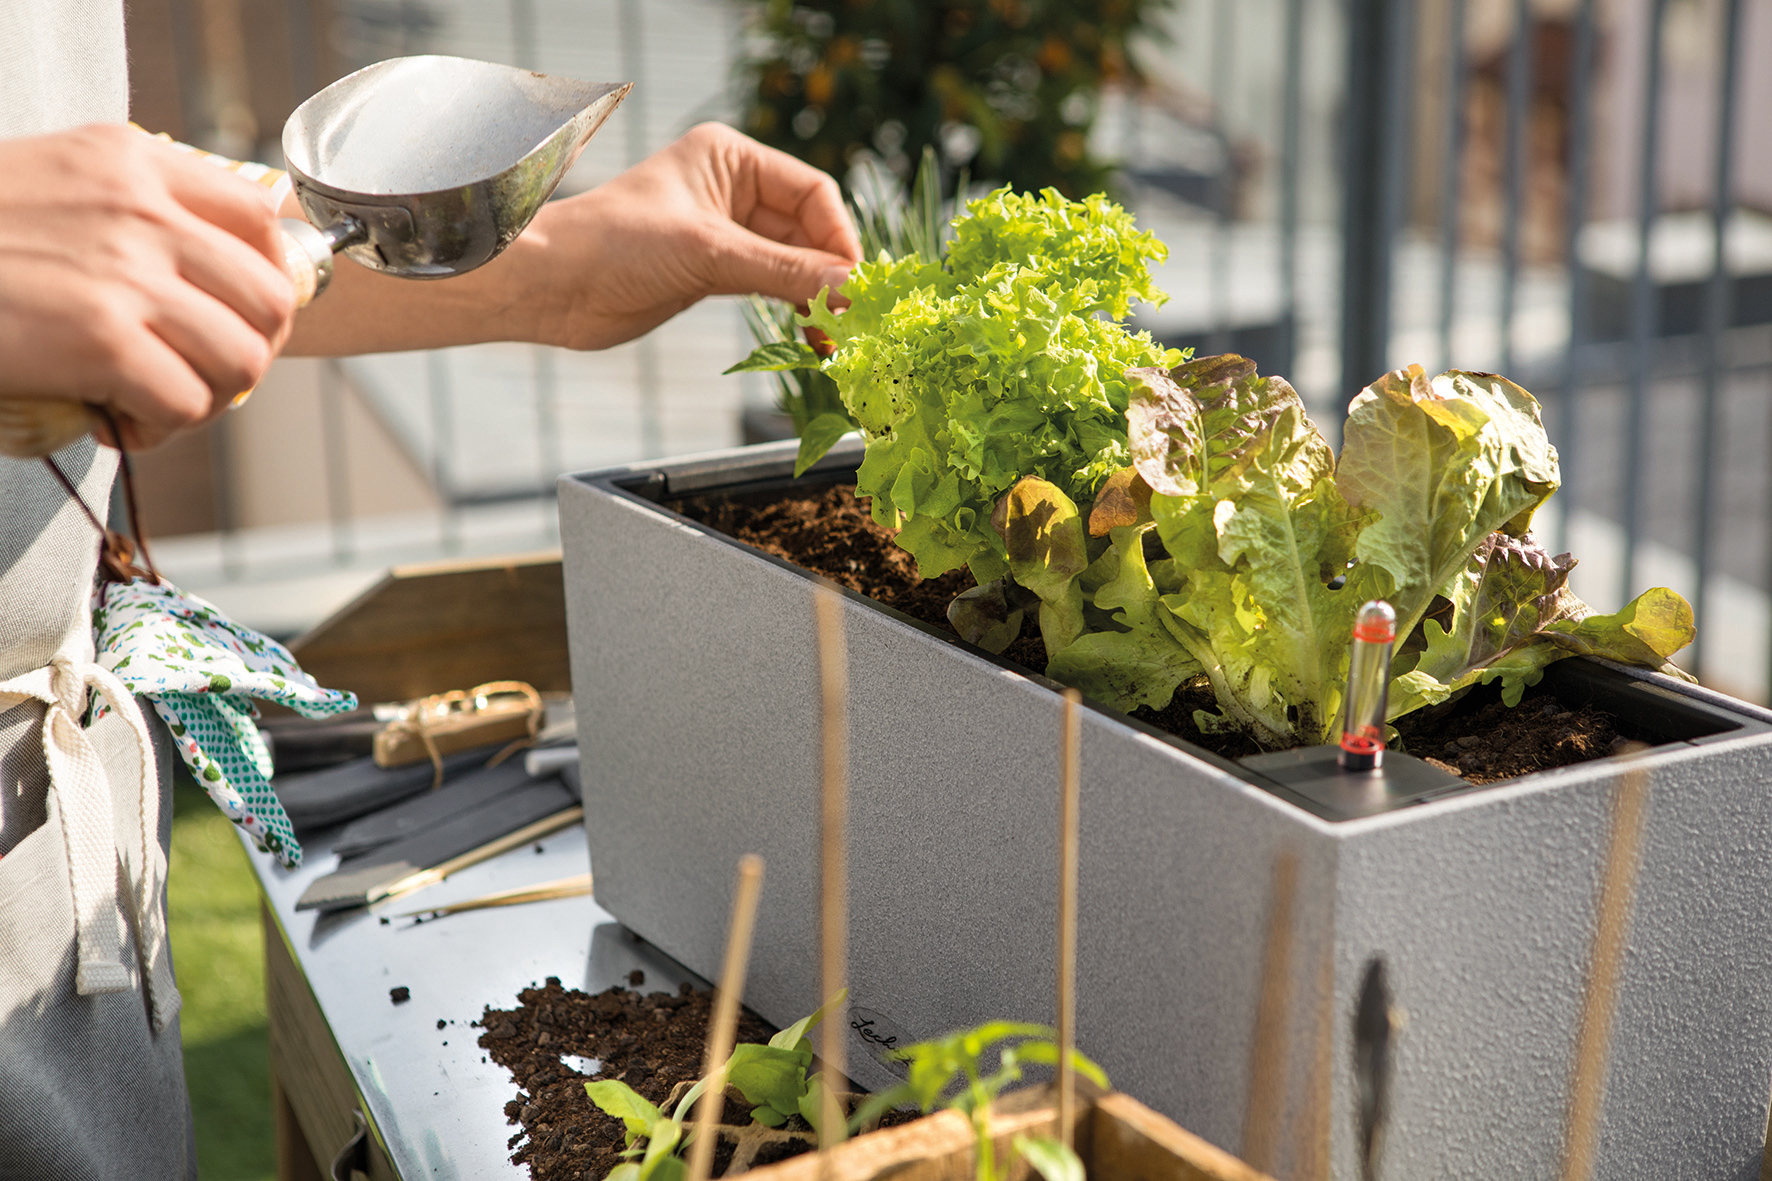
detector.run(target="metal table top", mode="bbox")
[245,818,705,1180]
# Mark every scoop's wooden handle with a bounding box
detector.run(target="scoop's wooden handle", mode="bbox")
[0,398,99,459]
[0,223,327,458]
[278,219,330,309]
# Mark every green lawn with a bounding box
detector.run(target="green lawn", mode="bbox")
[169,779,276,1181]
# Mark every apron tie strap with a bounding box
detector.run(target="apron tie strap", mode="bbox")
[0,660,179,1031]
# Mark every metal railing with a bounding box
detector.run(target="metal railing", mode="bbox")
[1335,0,1764,688]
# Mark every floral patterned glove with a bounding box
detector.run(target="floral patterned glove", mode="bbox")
[92,577,357,866]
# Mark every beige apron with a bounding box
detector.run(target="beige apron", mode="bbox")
[0,5,198,1175]
[0,447,195,1181]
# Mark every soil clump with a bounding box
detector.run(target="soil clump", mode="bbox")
[479,977,773,1181]
[675,483,1624,782]
[480,976,916,1181]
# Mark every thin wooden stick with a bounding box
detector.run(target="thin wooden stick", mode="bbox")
[813,580,849,1157]
[1559,755,1652,1181]
[1294,939,1335,1181]
[688,854,767,1181]
[1242,849,1298,1173]
[394,872,592,918]
[1057,688,1082,1150]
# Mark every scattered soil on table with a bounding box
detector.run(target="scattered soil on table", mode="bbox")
[674,483,1626,783]
[479,977,771,1180]
[480,976,917,1181]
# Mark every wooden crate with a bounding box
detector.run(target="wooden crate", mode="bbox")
[738,1086,1274,1181]
[289,550,568,705]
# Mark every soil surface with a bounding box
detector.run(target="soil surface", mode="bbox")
[679,484,971,629]
[1393,691,1625,785]
[674,483,1626,784]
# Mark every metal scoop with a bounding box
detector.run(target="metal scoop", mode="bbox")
[279,54,630,296]
[0,55,630,458]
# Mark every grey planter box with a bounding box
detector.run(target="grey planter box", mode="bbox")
[560,438,1772,1179]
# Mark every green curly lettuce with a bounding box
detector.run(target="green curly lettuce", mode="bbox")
[793,187,1182,582]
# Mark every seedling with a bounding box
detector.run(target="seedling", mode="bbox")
[849,1022,1107,1181]
[582,1080,689,1181]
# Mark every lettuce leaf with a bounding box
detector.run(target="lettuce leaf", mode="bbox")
[1336,366,1559,646]
[995,476,1090,657]
[1543,586,1696,678]
[1126,357,1364,744]
[1388,533,1590,716]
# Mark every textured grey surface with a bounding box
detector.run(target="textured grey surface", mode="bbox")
[560,441,1772,1179]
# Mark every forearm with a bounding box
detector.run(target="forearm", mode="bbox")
[281,202,556,355]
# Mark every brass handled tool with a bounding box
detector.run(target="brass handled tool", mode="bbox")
[0,54,630,460]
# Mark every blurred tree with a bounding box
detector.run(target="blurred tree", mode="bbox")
[739,0,1173,198]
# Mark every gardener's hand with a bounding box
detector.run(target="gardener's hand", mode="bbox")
[0,125,297,449]
[285,123,859,355]
[526,122,862,348]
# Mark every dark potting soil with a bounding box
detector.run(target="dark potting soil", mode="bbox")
[1392,691,1626,785]
[480,977,917,1181]
[479,977,771,1181]
[674,483,1625,784]
[679,483,974,627]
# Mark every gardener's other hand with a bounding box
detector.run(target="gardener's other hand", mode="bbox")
[0,125,296,450]
[524,122,862,350]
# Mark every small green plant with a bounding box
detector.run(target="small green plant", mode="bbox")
[581,1080,688,1181]
[680,989,847,1132]
[850,1022,1106,1181]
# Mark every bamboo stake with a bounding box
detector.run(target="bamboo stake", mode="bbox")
[1057,688,1082,1150]
[687,854,767,1181]
[813,580,849,1159]
[1242,850,1298,1173]
[1559,754,1652,1181]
